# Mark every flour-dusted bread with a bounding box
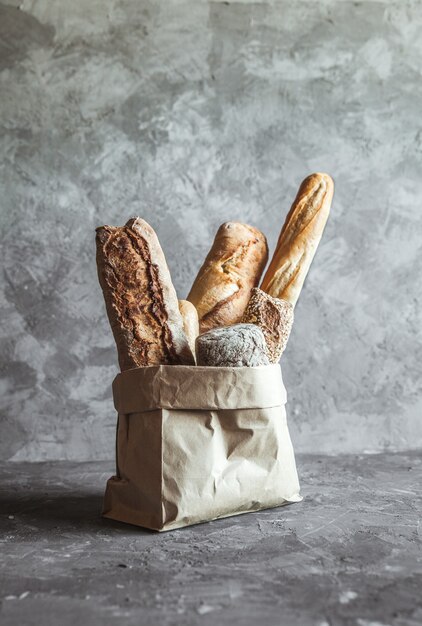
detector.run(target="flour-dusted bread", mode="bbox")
[96,217,195,371]
[242,288,294,363]
[261,173,334,306]
[178,300,199,359]
[196,324,270,367]
[187,222,268,333]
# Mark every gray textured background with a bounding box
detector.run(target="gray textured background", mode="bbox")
[1,0,421,461]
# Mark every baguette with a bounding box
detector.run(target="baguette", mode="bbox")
[187,222,268,333]
[178,300,199,359]
[96,217,194,370]
[261,173,334,305]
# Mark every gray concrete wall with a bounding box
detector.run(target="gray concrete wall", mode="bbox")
[1,0,421,461]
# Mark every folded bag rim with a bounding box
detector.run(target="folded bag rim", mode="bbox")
[112,363,287,414]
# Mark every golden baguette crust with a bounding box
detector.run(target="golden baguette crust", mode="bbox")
[96,217,194,370]
[187,222,268,333]
[260,173,334,305]
[178,300,199,359]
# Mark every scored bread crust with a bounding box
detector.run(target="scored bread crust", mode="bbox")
[96,217,194,370]
[187,222,268,333]
[242,288,294,363]
[260,173,334,306]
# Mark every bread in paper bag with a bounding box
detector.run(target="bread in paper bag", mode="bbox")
[103,364,302,531]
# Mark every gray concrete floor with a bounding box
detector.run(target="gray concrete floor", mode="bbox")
[0,453,421,626]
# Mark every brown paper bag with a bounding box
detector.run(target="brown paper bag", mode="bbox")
[102,364,301,531]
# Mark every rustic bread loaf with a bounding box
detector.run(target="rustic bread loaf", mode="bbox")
[187,222,268,333]
[261,173,334,306]
[178,300,199,359]
[242,288,294,363]
[96,217,194,370]
[196,324,270,367]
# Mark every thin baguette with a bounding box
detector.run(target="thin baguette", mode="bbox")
[260,173,334,305]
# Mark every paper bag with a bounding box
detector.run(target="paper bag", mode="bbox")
[102,363,302,531]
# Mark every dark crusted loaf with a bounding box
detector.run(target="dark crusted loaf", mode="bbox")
[96,217,194,371]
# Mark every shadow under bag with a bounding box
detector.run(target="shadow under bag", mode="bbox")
[103,364,302,531]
